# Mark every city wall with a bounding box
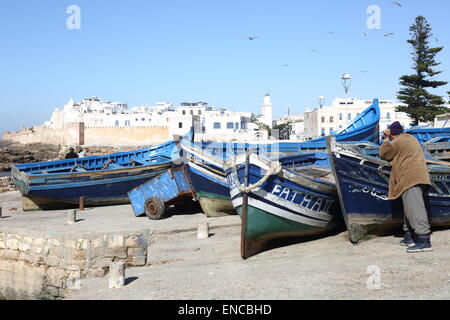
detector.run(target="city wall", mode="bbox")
[2,124,171,147]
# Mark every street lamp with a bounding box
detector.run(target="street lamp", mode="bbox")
[341,73,352,123]
[318,96,325,109]
[341,73,351,98]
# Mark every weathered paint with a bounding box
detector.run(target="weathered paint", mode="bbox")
[127,167,195,217]
[327,137,450,243]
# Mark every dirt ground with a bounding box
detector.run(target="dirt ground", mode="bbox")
[1,191,448,300]
[67,219,450,300]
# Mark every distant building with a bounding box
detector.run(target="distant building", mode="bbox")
[257,94,273,129]
[275,114,305,141]
[303,97,411,140]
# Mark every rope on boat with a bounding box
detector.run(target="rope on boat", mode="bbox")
[231,157,282,194]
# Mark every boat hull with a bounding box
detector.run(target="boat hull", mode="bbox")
[227,153,342,259]
[327,138,450,243]
[184,156,237,217]
[13,161,172,211]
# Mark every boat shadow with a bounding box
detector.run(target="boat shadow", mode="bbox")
[261,224,348,254]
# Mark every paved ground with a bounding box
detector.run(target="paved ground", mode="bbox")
[1,191,449,300]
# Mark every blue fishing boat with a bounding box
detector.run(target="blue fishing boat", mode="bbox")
[406,126,450,144]
[179,99,380,217]
[299,98,381,150]
[12,140,178,211]
[327,136,450,243]
[225,152,342,259]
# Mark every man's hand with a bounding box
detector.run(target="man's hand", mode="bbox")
[383,129,391,141]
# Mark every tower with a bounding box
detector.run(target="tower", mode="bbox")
[261,94,273,128]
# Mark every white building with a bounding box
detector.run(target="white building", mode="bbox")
[44,97,256,139]
[303,97,411,140]
[275,114,306,141]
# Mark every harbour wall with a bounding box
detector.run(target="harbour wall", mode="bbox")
[2,124,170,147]
[0,228,153,299]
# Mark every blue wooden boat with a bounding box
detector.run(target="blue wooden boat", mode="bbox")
[12,140,178,211]
[406,126,450,144]
[225,152,342,259]
[326,136,450,243]
[299,99,381,150]
[179,139,319,217]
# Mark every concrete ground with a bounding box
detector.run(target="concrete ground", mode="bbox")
[1,191,450,300]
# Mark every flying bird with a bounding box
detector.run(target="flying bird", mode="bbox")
[246,36,259,41]
[328,31,334,35]
[282,64,289,67]
[389,1,402,7]
[362,32,368,37]
[384,32,395,37]
[361,70,368,73]
[309,49,318,53]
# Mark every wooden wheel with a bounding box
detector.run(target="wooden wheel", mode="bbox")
[144,197,165,220]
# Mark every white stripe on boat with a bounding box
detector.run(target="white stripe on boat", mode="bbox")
[232,196,329,228]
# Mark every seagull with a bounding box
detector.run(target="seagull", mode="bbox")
[389,1,402,7]
[309,49,318,53]
[362,32,368,37]
[384,32,395,37]
[246,36,258,41]
[328,31,334,35]
[282,64,289,67]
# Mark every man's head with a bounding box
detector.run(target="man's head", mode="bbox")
[69,147,75,152]
[76,146,82,152]
[388,121,404,136]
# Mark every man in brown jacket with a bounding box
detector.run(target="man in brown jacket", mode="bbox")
[380,121,432,253]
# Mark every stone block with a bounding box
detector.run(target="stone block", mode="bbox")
[0,249,19,260]
[92,257,113,269]
[127,247,146,257]
[107,235,124,249]
[129,256,146,266]
[105,248,127,258]
[46,256,61,267]
[6,238,19,250]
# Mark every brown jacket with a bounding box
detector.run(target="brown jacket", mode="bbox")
[379,133,431,200]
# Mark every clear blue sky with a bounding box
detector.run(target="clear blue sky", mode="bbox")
[1,0,450,132]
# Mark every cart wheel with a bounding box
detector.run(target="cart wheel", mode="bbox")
[144,197,165,220]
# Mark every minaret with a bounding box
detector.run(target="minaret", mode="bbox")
[261,94,273,128]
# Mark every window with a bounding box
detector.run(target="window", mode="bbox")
[339,113,343,120]
[115,120,119,127]
[142,118,145,121]
[387,112,391,119]
[321,117,325,123]
[329,116,334,123]
[213,122,221,129]
[125,120,130,126]
[347,113,351,120]
[198,110,202,115]
[135,118,138,122]
[227,122,234,129]
[182,110,186,115]
[235,122,239,130]
[178,122,183,129]
[190,110,194,115]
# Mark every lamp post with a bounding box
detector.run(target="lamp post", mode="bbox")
[341,73,352,122]
[318,96,325,109]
